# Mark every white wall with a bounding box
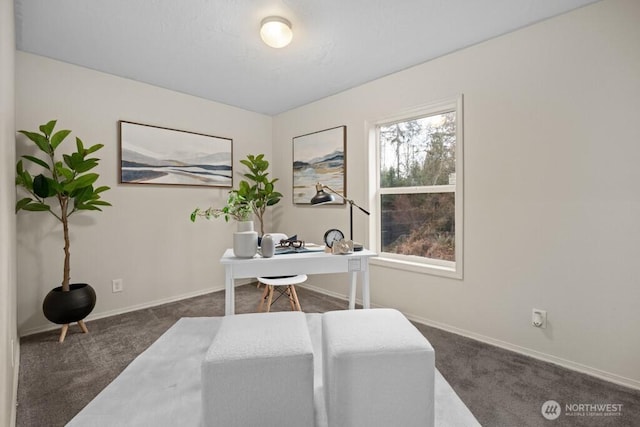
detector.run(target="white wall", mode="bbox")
[15,52,272,335]
[272,0,640,388]
[0,0,18,424]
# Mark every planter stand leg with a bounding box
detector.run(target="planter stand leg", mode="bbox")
[59,324,69,343]
[58,321,89,343]
[78,320,89,334]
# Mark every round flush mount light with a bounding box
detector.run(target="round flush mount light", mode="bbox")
[260,16,293,48]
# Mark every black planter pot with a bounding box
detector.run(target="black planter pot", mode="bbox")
[42,283,97,325]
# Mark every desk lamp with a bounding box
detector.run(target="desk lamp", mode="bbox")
[310,183,370,251]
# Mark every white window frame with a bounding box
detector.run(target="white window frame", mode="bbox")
[368,95,463,279]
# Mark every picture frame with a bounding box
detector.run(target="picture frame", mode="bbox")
[292,125,346,204]
[119,121,232,187]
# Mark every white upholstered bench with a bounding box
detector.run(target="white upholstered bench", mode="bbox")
[202,311,315,427]
[323,309,435,427]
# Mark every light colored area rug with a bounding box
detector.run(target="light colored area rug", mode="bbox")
[67,316,479,427]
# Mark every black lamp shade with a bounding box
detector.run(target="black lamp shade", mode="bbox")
[310,187,335,205]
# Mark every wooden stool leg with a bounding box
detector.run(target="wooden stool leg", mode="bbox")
[59,324,69,343]
[286,286,296,311]
[257,283,270,312]
[78,320,89,334]
[290,285,302,311]
[266,285,274,312]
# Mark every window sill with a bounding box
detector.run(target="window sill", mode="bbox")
[370,256,462,280]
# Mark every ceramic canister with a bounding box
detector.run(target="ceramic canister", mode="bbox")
[261,233,276,258]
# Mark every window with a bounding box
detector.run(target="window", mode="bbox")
[371,96,463,278]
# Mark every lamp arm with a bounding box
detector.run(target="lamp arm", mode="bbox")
[354,203,370,216]
[321,184,345,201]
[322,184,370,216]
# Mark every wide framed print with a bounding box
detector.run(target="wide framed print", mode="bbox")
[292,125,346,204]
[119,121,232,187]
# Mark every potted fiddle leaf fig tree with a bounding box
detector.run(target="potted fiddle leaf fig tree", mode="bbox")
[15,120,111,342]
[236,154,282,235]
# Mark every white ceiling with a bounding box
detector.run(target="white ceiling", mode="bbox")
[14,0,598,116]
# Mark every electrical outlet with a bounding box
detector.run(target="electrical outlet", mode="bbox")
[532,309,547,328]
[112,279,124,293]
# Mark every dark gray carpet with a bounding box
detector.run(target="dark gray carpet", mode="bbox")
[17,284,640,426]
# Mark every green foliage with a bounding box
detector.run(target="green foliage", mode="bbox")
[236,154,283,234]
[191,191,252,223]
[16,121,111,217]
[15,120,111,290]
[191,154,282,235]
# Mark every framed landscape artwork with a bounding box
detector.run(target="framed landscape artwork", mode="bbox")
[119,121,232,187]
[293,125,346,204]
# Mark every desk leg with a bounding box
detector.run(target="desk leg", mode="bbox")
[349,271,357,310]
[362,258,370,309]
[225,265,234,315]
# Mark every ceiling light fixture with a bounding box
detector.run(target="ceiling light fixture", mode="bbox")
[260,16,293,48]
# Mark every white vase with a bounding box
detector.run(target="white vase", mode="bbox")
[236,221,254,232]
[233,221,258,258]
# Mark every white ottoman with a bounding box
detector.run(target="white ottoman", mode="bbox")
[322,309,435,427]
[201,311,315,427]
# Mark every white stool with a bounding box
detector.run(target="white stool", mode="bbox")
[257,275,307,312]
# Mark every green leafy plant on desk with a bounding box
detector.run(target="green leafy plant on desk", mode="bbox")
[191,154,282,234]
[191,191,252,223]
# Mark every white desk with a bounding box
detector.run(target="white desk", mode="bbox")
[220,248,377,315]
